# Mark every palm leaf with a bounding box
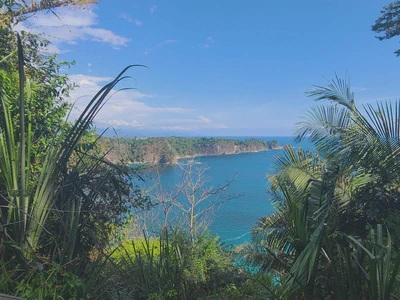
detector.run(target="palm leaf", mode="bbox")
[294,104,351,144]
[306,74,355,111]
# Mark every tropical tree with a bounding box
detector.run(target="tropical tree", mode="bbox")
[244,76,400,299]
[0,0,82,162]
[295,76,400,230]
[372,1,400,57]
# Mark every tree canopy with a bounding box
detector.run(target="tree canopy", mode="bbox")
[0,0,98,26]
[243,76,400,299]
[372,1,400,56]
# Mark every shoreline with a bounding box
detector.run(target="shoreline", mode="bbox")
[126,145,284,166]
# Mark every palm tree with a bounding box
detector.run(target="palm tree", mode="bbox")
[244,75,400,299]
[296,76,400,227]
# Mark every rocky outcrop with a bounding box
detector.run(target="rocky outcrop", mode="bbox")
[101,137,280,164]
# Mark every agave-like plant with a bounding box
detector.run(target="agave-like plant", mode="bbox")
[0,34,145,265]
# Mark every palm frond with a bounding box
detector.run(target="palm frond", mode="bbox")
[337,101,400,183]
[306,74,355,111]
[347,225,400,300]
[294,104,351,144]
[270,145,324,191]
[282,217,326,296]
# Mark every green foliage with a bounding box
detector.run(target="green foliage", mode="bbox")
[0,20,74,172]
[102,136,279,164]
[112,236,163,262]
[0,34,150,299]
[337,225,400,300]
[103,230,253,300]
[372,1,400,56]
[245,75,400,299]
[1,4,398,298]
[13,263,86,300]
[0,12,269,300]
[0,0,99,26]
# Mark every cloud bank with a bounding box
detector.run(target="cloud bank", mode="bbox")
[68,75,227,133]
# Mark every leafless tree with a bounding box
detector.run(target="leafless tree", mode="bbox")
[148,164,188,230]
[133,163,183,235]
[137,159,238,239]
[175,161,241,245]
[132,158,241,243]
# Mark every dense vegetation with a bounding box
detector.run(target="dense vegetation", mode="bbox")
[102,136,279,164]
[242,78,400,299]
[0,4,257,299]
[0,1,399,299]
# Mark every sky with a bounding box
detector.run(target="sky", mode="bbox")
[16,0,400,137]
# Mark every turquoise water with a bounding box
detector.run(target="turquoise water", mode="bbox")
[143,137,314,245]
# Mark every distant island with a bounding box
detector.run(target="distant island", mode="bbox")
[101,137,280,164]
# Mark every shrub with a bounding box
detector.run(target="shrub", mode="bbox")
[102,230,256,300]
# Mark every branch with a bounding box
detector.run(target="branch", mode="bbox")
[10,0,99,18]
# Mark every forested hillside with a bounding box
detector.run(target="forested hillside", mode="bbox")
[101,137,280,164]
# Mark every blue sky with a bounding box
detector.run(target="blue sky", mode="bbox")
[18,0,400,136]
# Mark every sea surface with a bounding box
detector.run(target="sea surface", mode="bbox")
[142,136,314,245]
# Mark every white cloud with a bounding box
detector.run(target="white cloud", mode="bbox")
[202,36,215,49]
[198,115,212,124]
[15,8,130,53]
[67,75,227,131]
[120,13,133,22]
[69,74,113,86]
[82,27,130,46]
[68,74,193,129]
[70,74,227,131]
[120,13,142,26]
[150,5,157,14]
[43,43,69,54]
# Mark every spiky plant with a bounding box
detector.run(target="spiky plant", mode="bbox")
[0,34,150,298]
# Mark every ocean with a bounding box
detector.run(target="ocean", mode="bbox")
[141,136,314,245]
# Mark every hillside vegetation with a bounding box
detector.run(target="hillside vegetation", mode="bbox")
[102,136,280,164]
[1,2,399,299]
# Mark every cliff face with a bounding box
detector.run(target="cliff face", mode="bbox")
[101,137,279,164]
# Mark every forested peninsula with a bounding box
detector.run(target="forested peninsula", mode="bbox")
[101,137,280,164]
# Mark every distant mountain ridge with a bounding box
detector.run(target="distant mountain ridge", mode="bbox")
[101,137,280,164]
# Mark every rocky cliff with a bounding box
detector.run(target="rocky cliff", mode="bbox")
[101,137,280,164]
